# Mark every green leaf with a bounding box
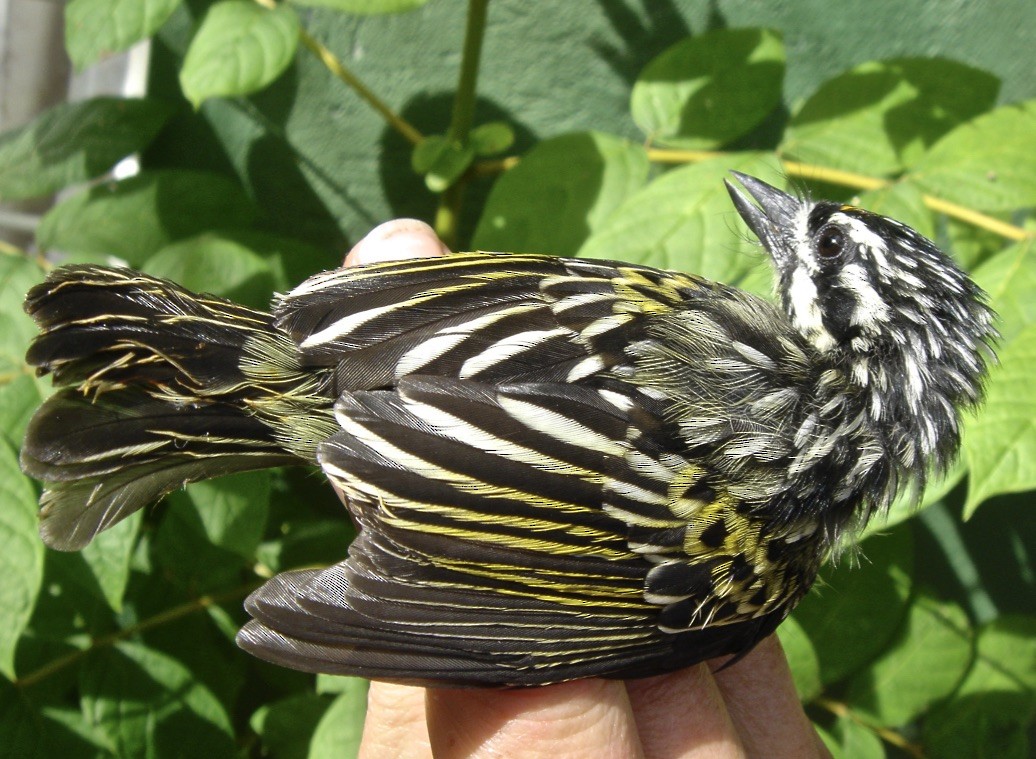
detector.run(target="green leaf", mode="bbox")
[865,456,965,540]
[972,237,1036,344]
[792,527,913,685]
[830,715,886,759]
[412,136,475,192]
[964,324,1036,514]
[0,253,45,385]
[182,471,272,560]
[815,724,846,759]
[907,100,1036,212]
[924,616,1036,759]
[577,153,784,284]
[0,437,45,680]
[180,1,300,108]
[0,375,48,452]
[256,518,354,575]
[782,58,999,177]
[289,0,429,12]
[956,615,1036,704]
[631,28,785,149]
[0,683,43,757]
[777,615,822,702]
[945,215,1008,272]
[144,233,277,309]
[251,692,332,759]
[37,170,256,265]
[846,594,971,726]
[154,472,272,589]
[38,705,117,757]
[80,512,141,613]
[470,121,515,156]
[473,132,649,256]
[65,0,182,70]
[309,682,368,759]
[411,135,447,173]
[316,673,367,695]
[960,239,1036,516]
[80,641,235,757]
[0,97,171,201]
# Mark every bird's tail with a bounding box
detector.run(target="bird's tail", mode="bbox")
[21,265,334,551]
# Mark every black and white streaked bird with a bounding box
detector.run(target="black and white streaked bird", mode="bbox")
[21,173,995,686]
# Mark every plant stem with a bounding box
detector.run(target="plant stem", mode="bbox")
[435,186,462,249]
[646,148,1032,243]
[436,0,492,244]
[816,698,925,758]
[447,0,490,144]
[14,581,261,689]
[299,28,424,146]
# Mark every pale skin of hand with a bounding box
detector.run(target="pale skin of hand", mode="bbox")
[343,220,831,759]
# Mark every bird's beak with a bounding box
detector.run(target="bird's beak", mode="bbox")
[724,172,801,264]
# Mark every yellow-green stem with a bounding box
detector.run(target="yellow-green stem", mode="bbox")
[435,0,492,242]
[816,698,925,758]
[646,148,1031,243]
[447,0,490,144]
[299,29,423,146]
[14,581,260,689]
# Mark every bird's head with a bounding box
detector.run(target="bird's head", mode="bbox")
[726,172,997,482]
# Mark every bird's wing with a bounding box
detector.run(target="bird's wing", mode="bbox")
[272,252,713,389]
[238,377,783,685]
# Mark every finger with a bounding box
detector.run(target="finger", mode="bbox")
[359,682,433,759]
[346,219,446,759]
[626,664,746,759]
[712,636,828,759]
[425,679,644,759]
[345,218,450,266]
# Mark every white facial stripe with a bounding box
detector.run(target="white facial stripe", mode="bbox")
[838,262,890,329]
[788,267,836,351]
[835,213,890,271]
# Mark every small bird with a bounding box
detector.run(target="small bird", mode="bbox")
[21,173,995,686]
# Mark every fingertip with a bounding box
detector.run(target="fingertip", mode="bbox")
[345,219,450,266]
[712,635,826,759]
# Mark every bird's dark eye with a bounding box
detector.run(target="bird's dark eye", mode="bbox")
[816,226,845,260]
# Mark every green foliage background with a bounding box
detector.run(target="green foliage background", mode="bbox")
[0,1,1034,756]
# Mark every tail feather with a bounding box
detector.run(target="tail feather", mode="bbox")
[22,265,319,551]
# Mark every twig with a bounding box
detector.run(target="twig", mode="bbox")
[298,29,424,146]
[816,697,926,758]
[14,580,261,689]
[646,149,1032,242]
[436,0,492,244]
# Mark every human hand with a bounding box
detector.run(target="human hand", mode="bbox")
[344,220,829,759]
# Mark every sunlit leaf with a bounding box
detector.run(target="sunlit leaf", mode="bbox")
[578,153,783,287]
[907,100,1036,211]
[0,97,170,201]
[632,28,785,149]
[181,1,300,107]
[793,527,914,685]
[964,325,1036,515]
[37,170,255,265]
[473,132,649,256]
[847,594,972,726]
[783,58,999,176]
[0,439,44,680]
[65,0,181,70]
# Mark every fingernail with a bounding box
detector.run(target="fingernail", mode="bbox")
[345,219,450,266]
